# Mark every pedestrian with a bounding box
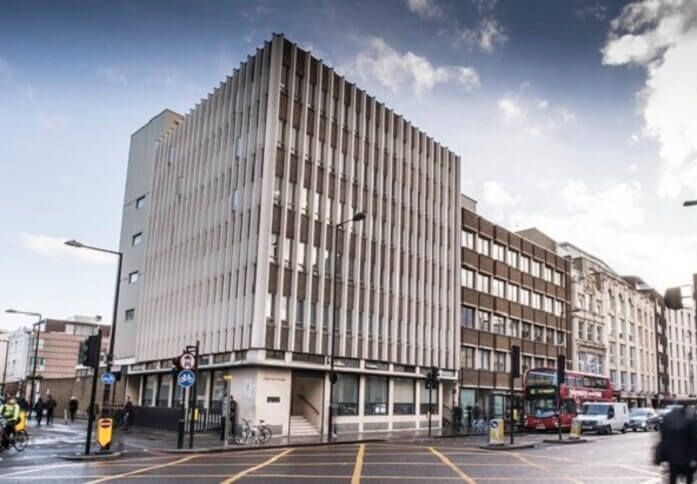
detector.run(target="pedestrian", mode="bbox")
[68,396,79,422]
[122,396,134,431]
[45,393,56,425]
[17,394,28,412]
[466,405,473,432]
[34,396,45,426]
[655,405,697,484]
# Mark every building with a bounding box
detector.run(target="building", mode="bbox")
[665,304,696,399]
[113,109,184,366]
[0,331,9,393]
[458,219,571,420]
[6,328,30,384]
[121,34,460,437]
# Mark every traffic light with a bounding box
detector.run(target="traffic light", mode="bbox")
[79,335,101,368]
[511,345,521,378]
[557,354,566,385]
[425,367,440,389]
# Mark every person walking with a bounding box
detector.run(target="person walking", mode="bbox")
[17,394,28,413]
[34,396,45,427]
[45,394,56,425]
[655,406,697,484]
[122,396,134,431]
[68,396,79,422]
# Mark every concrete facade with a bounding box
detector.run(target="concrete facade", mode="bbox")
[123,34,460,437]
[114,109,184,362]
[6,328,30,383]
[666,304,697,399]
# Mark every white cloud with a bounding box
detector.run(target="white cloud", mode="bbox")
[17,232,114,265]
[510,180,697,291]
[575,3,608,21]
[627,163,639,174]
[602,0,697,199]
[497,97,522,121]
[96,66,128,85]
[496,87,576,136]
[457,17,509,52]
[346,37,479,96]
[483,181,517,207]
[405,0,443,18]
[37,113,68,130]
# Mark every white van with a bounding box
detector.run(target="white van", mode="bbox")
[575,402,629,435]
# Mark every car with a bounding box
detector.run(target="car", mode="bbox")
[628,408,660,431]
[576,402,629,435]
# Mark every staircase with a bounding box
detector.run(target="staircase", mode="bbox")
[290,415,319,437]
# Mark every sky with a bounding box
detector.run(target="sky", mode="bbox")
[1,0,696,331]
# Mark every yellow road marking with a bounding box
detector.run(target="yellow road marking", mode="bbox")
[428,446,476,484]
[352,443,365,484]
[507,451,546,470]
[86,454,200,484]
[220,447,293,483]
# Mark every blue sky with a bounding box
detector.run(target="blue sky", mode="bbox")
[2,0,696,330]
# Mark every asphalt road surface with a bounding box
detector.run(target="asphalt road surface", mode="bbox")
[0,428,666,483]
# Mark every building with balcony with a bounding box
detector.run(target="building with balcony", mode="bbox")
[119,34,460,437]
[458,219,571,421]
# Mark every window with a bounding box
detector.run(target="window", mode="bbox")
[477,236,490,256]
[553,271,562,286]
[507,249,518,268]
[557,331,565,346]
[480,349,491,370]
[461,306,475,329]
[520,256,530,273]
[578,320,585,340]
[543,266,552,282]
[462,347,475,368]
[586,323,593,342]
[266,294,275,319]
[534,325,543,342]
[522,322,532,340]
[492,315,505,334]
[520,288,530,306]
[128,271,139,284]
[523,355,532,372]
[509,319,520,338]
[332,374,359,415]
[295,299,305,329]
[477,274,490,293]
[544,296,553,312]
[461,268,474,288]
[546,328,554,344]
[508,284,519,302]
[478,311,490,332]
[393,378,415,415]
[554,300,563,317]
[492,243,505,261]
[132,232,143,246]
[125,308,135,321]
[531,260,541,278]
[135,195,146,209]
[461,230,474,250]
[419,380,439,415]
[494,352,506,372]
[490,278,504,298]
[364,376,388,415]
[531,293,541,310]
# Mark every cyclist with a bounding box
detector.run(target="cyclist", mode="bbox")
[0,397,20,449]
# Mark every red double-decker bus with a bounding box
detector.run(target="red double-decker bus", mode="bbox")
[524,367,612,431]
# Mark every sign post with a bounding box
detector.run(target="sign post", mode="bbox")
[188,341,200,449]
[97,418,113,451]
[556,354,566,442]
[82,329,102,456]
[510,345,520,445]
[101,372,116,386]
[223,374,232,446]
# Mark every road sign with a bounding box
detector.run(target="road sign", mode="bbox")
[489,419,504,445]
[101,372,116,385]
[178,352,197,370]
[97,418,113,450]
[178,369,196,388]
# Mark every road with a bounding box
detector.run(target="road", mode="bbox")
[0,428,664,483]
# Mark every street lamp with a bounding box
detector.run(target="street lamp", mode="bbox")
[683,200,697,207]
[5,309,42,416]
[0,337,9,396]
[65,239,123,409]
[327,212,365,442]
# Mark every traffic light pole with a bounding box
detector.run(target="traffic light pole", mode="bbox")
[85,329,102,455]
[188,340,199,449]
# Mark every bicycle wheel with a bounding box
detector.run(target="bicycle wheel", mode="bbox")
[13,430,28,452]
[258,426,272,444]
[233,425,249,445]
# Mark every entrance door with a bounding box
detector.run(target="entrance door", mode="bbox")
[290,372,324,433]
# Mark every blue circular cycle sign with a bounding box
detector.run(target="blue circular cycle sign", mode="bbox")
[178,369,196,388]
[101,372,116,385]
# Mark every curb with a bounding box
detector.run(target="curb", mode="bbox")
[542,438,590,445]
[152,438,385,454]
[479,443,535,450]
[60,451,125,461]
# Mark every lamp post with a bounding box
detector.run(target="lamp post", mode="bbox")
[65,239,123,409]
[0,337,9,396]
[683,200,697,207]
[327,212,365,442]
[5,309,42,416]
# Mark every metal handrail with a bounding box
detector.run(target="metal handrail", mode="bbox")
[298,394,319,415]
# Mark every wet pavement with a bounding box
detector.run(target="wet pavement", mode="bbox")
[0,425,666,483]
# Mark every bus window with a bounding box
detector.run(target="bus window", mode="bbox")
[562,399,577,415]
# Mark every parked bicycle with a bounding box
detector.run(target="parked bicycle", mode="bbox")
[233,418,272,445]
[472,419,488,434]
[0,417,28,453]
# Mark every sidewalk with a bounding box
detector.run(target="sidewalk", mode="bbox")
[113,425,520,453]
